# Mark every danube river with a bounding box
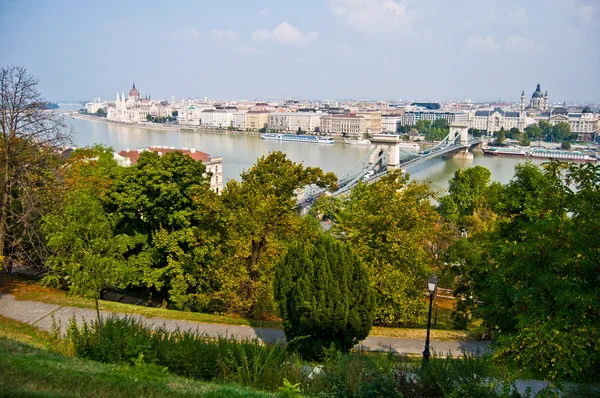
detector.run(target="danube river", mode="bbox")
[66,113,531,191]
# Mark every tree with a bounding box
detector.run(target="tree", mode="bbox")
[95,108,106,117]
[108,151,220,310]
[518,132,531,146]
[415,120,431,134]
[494,128,506,145]
[432,118,448,130]
[335,170,440,326]
[42,188,137,326]
[0,66,71,271]
[146,114,152,122]
[551,122,571,142]
[296,127,305,135]
[448,162,600,381]
[308,195,342,222]
[508,127,520,139]
[274,234,375,360]
[525,124,543,141]
[218,152,337,317]
[561,140,571,150]
[424,127,446,141]
[538,120,552,140]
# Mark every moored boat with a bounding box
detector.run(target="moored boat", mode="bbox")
[260,133,334,144]
[527,149,597,162]
[482,146,528,157]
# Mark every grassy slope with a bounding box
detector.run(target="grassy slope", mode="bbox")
[0,316,271,398]
[1,275,481,341]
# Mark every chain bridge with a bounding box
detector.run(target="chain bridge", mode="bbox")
[303,123,482,201]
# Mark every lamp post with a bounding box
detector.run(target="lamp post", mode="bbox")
[422,274,438,368]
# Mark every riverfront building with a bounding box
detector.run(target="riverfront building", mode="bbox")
[107,83,173,123]
[118,146,223,194]
[535,106,599,142]
[320,114,366,135]
[246,110,270,130]
[267,112,321,132]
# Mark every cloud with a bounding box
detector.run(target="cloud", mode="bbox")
[503,34,534,53]
[578,5,595,24]
[505,7,528,24]
[327,0,414,33]
[171,27,199,41]
[209,29,237,40]
[258,8,269,16]
[464,35,498,53]
[233,46,261,55]
[339,44,353,59]
[252,22,318,46]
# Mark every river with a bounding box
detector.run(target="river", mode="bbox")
[64,109,530,191]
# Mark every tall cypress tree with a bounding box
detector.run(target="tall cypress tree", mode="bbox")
[274,234,375,360]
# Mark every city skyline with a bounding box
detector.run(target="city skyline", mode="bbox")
[1,0,598,102]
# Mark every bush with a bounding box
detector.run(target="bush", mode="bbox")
[62,315,303,392]
[274,234,376,360]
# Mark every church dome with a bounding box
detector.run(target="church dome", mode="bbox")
[129,82,140,99]
[532,83,543,98]
[582,106,593,114]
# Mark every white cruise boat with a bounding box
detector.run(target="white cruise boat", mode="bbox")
[528,149,597,162]
[260,133,334,144]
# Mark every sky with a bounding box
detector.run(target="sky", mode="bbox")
[0,0,598,103]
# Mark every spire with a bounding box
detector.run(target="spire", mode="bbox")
[133,81,136,89]
[521,90,525,96]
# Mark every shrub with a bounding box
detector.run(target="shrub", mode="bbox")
[274,234,376,360]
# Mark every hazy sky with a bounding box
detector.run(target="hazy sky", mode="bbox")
[1,0,598,102]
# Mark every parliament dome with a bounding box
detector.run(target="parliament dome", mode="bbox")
[129,82,140,99]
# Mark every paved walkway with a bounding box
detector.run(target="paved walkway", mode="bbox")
[0,293,490,355]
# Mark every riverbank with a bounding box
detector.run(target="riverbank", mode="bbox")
[70,113,262,136]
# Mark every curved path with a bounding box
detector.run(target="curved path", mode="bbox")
[0,293,489,356]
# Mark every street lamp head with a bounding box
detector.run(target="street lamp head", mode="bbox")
[427,274,438,295]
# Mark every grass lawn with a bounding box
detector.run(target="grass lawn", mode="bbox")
[1,275,481,341]
[0,316,271,397]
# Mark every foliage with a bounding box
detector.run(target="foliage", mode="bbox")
[0,66,71,271]
[308,195,342,221]
[278,378,302,398]
[445,162,600,382]
[415,119,432,134]
[274,234,375,360]
[217,151,337,317]
[525,124,543,141]
[508,127,520,139]
[425,127,447,141]
[518,132,531,147]
[42,188,138,308]
[494,128,506,145]
[335,170,440,326]
[95,108,106,117]
[561,140,571,150]
[550,122,571,142]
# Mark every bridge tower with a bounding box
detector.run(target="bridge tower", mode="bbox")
[448,122,470,145]
[368,134,402,170]
[448,122,473,159]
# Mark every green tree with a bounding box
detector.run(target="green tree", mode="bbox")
[424,127,446,141]
[507,127,520,139]
[42,188,137,326]
[296,127,305,135]
[538,120,552,140]
[551,122,571,142]
[453,162,600,381]
[218,152,337,317]
[109,151,220,310]
[146,114,152,122]
[518,132,531,146]
[335,170,440,326]
[415,120,432,134]
[525,124,543,141]
[431,118,448,130]
[0,66,71,271]
[274,234,375,360]
[95,108,106,117]
[308,195,341,221]
[561,140,571,150]
[494,128,506,145]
